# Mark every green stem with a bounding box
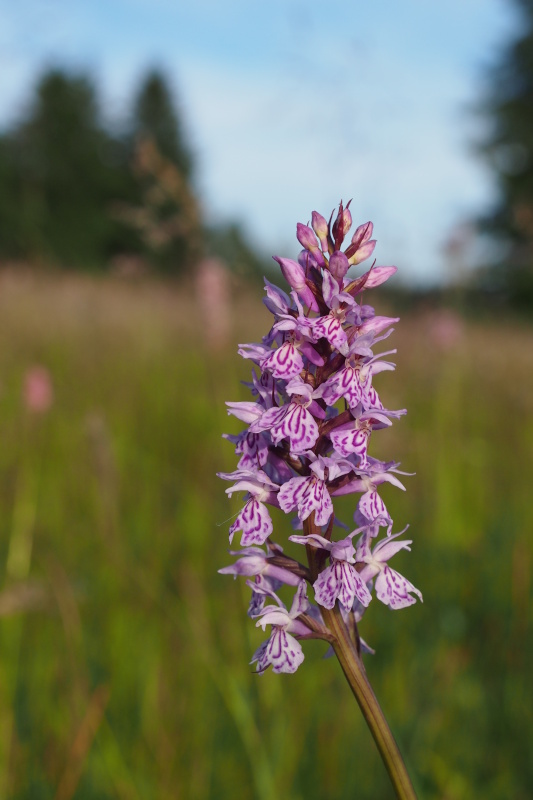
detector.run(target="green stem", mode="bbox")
[304,518,417,800]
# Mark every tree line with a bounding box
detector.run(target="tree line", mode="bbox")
[2,4,533,310]
[0,67,266,278]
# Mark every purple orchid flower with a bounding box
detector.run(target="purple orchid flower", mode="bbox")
[330,404,406,463]
[219,545,301,586]
[250,580,312,674]
[318,347,396,410]
[219,201,419,709]
[217,469,280,546]
[220,545,301,617]
[332,458,408,533]
[261,294,324,380]
[357,531,423,609]
[223,429,270,470]
[252,376,325,454]
[311,271,357,355]
[272,256,319,312]
[290,531,372,610]
[278,453,352,526]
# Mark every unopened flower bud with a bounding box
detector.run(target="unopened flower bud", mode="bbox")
[352,221,373,250]
[311,211,330,253]
[329,250,350,281]
[345,221,376,264]
[296,223,325,266]
[332,201,352,248]
[298,249,320,271]
[273,256,319,311]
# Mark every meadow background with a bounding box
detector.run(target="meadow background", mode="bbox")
[1,0,533,797]
[0,268,531,799]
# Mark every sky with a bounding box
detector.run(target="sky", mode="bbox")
[0,0,520,283]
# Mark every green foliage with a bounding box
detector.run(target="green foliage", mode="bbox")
[0,274,531,798]
[477,0,533,306]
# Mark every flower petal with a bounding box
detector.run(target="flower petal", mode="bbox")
[229,498,273,545]
[251,629,305,674]
[375,566,423,609]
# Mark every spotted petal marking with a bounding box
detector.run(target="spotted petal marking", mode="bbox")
[313,316,348,352]
[330,427,369,460]
[358,490,392,530]
[375,566,422,609]
[229,498,273,546]
[278,476,309,514]
[270,403,319,454]
[235,430,269,469]
[314,561,371,610]
[251,628,305,674]
[322,365,371,408]
[261,342,303,379]
[363,384,383,411]
[279,475,333,526]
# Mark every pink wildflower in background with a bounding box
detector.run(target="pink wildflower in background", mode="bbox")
[196,257,231,349]
[427,308,464,351]
[24,366,53,414]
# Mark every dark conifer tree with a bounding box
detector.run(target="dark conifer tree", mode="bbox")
[132,69,193,179]
[125,69,200,273]
[479,0,533,307]
[0,68,135,267]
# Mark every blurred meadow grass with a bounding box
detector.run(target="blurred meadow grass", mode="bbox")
[0,270,531,799]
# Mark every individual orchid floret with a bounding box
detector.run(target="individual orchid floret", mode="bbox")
[278,453,352,526]
[223,429,270,470]
[358,265,398,291]
[272,256,319,312]
[261,297,324,380]
[290,531,372,610]
[219,546,301,586]
[247,368,278,404]
[356,315,400,338]
[250,580,312,674]
[357,531,423,609]
[330,405,406,463]
[260,339,305,381]
[333,458,408,533]
[311,271,355,354]
[330,414,373,463]
[252,377,325,454]
[217,469,280,546]
[263,279,291,317]
[317,355,375,409]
